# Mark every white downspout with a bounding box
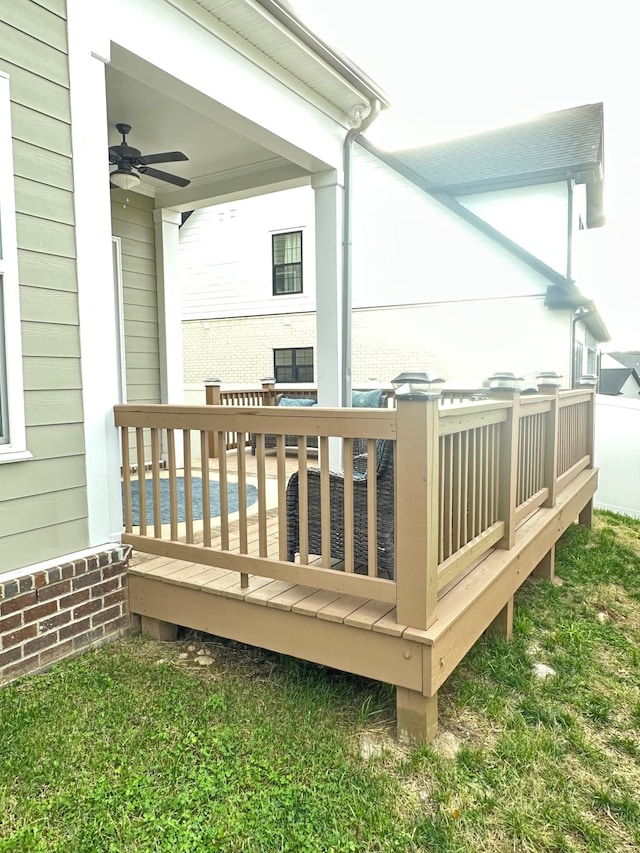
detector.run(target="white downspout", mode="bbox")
[341,100,381,405]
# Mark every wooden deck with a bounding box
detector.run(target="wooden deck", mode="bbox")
[118,387,598,743]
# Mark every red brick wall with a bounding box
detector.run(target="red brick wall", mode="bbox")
[0,547,133,685]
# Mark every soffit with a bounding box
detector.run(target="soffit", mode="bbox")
[188,0,389,120]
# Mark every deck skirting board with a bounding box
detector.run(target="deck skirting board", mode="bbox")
[128,575,426,692]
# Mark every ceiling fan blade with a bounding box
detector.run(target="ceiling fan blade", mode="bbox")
[138,151,188,165]
[139,166,190,187]
[109,150,123,164]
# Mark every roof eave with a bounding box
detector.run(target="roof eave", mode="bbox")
[252,0,391,109]
[424,163,602,197]
[544,286,611,342]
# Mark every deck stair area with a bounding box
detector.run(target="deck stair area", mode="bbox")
[116,384,597,743]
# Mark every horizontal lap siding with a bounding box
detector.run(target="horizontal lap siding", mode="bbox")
[111,191,160,406]
[0,0,88,572]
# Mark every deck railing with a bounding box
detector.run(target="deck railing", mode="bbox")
[114,386,595,633]
[204,381,486,455]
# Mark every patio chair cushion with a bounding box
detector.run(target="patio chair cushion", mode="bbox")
[351,388,383,408]
[277,397,317,407]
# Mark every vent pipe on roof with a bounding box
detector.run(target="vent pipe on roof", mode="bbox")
[341,99,381,406]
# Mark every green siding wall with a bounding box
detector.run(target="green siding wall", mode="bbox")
[111,190,160,405]
[0,0,90,572]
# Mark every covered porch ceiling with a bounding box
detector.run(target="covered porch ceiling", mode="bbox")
[105,45,319,212]
[103,0,389,214]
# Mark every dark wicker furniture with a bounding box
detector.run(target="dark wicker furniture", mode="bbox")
[285,439,395,579]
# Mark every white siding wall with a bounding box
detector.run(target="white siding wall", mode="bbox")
[180,186,316,320]
[183,297,571,387]
[350,147,552,307]
[180,144,577,388]
[459,182,571,277]
[620,375,640,398]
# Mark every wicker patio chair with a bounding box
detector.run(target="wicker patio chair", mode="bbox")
[285,439,395,579]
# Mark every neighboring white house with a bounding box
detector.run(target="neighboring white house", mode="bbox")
[599,352,640,398]
[180,103,609,388]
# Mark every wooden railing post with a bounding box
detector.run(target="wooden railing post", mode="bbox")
[394,385,440,744]
[394,394,440,630]
[204,378,221,459]
[537,377,560,509]
[260,377,277,407]
[578,376,597,469]
[488,382,521,550]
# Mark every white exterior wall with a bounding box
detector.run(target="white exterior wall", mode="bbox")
[180,146,560,321]
[594,395,640,518]
[460,181,572,277]
[180,144,581,388]
[620,375,640,398]
[349,147,551,307]
[183,298,571,387]
[180,187,316,320]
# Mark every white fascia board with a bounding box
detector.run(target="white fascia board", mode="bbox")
[107,0,345,172]
[170,0,372,119]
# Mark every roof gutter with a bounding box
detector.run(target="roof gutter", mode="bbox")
[251,0,391,108]
[544,286,610,342]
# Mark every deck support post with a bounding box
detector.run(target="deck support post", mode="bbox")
[141,615,177,642]
[487,596,514,640]
[579,498,593,528]
[204,379,222,459]
[396,687,438,744]
[533,546,555,580]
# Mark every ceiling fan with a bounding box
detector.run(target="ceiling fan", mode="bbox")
[109,123,191,190]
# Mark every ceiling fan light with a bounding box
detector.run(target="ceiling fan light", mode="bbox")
[110,169,141,190]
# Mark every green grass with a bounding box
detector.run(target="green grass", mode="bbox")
[2,510,640,852]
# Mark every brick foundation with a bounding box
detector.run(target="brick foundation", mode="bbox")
[0,546,134,685]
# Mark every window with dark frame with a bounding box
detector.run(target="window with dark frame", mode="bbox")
[273,347,313,383]
[272,231,302,295]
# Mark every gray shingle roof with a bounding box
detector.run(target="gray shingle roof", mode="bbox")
[606,352,640,372]
[599,368,640,396]
[391,103,603,195]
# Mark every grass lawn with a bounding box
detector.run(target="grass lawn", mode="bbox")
[1,511,640,852]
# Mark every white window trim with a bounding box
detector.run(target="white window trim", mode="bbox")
[0,72,30,463]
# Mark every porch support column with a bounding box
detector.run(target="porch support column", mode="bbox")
[67,3,123,544]
[312,170,344,409]
[154,209,184,406]
[154,209,184,467]
[312,170,344,469]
